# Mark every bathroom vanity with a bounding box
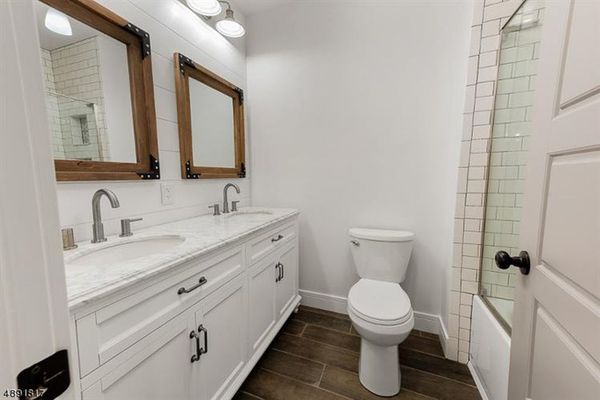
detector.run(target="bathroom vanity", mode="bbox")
[64,208,299,400]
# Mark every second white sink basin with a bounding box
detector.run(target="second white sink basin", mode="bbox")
[224,209,273,219]
[68,235,185,267]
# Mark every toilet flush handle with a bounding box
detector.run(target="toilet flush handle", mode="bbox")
[350,240,360,247]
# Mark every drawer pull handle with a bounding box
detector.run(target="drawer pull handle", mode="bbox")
[281,262,285,280]
[198,324,208,355]
[177,276,208,295]
[271,234,284,243]
[190,330,201,363]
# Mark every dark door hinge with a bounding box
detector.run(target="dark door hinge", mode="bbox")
[17,349,70,400]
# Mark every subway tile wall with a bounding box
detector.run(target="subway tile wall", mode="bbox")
[42,37,109,161]
[447,0,523,363]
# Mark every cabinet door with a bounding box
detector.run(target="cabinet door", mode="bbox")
[81,312,196,400]
[247,257,277,356]
[276,244,298,318]
[194,275,247,400]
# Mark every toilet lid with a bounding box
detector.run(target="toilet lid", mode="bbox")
[348,279,412,325]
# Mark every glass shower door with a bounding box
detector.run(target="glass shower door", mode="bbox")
[479,0,545,333]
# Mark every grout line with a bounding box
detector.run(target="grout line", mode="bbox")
[259,367,352,399]
[401,364,480,389]
[400,345,449,361]
[316,364,326,387]
[238,391,264,400]
[269,346,327,368]
[296,325,360,355]
[299,305,350,321]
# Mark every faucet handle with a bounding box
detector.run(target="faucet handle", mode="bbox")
[208,204,221,216]
[119,217,143,237]
[231,201,240,212]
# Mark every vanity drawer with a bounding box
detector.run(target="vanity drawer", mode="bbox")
[247,222,297,265]
[76,245,243,377]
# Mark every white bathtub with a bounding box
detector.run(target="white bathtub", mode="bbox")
[469,295,511,400]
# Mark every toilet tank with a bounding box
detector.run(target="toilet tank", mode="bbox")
[349,228,415,283]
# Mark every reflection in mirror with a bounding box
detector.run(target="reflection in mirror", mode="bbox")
[174,53,245,179]
[189,79,235,168]
[36,1,136,163]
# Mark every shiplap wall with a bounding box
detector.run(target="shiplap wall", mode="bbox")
[53,0,250,242]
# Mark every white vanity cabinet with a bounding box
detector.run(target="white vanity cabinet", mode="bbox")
[70,216,299,400]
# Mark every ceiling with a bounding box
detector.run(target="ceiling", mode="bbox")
[229,0,294,17]
[35,1,100,51]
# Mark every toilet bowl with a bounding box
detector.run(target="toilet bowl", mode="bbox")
[347,228,415,396]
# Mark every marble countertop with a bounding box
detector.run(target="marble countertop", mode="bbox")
[64,207,299,311]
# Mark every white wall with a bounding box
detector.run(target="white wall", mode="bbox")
[247,1,472,321]
[55,0,250,241]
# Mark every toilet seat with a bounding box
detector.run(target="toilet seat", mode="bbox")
[348,279,412,326]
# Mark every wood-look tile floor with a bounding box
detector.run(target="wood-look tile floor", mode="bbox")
[234,306,481,400]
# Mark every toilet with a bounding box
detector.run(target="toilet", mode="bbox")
[347,228,415,396]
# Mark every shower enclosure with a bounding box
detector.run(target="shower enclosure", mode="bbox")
[479,0,545,333]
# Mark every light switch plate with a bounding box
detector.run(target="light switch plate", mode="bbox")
[161,183,174,205]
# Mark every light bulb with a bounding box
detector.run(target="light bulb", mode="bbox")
[45,9,72,36]
[216,9,245,38]
[186,0,222,16]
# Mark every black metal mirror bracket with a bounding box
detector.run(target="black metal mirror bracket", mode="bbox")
[124,22,151,58]
[238,162,246,178]
[178,53,195,74]
[138,155,160,179]
[185,160,201,179]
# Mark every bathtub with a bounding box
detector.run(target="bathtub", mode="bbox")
[469,295,511,400]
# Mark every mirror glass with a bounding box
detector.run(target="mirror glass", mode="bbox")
[36,1,136,163]
[189,79,235,168]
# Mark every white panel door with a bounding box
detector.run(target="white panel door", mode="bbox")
[508,1,600,399]
[0,1,73,398]
[195,275,247,400]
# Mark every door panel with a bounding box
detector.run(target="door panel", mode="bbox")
[533,265,600,361]
[247,258,276,354]
[196,275,247,400]
[509,0,600,398]
[276,244,298,318]
[541,151,600,296]
[529,308,600,400]
[82,312,195,400]
[559,0,600,107]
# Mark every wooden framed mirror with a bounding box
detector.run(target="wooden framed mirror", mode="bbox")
[174,53,246,179]
[36,0,159,181]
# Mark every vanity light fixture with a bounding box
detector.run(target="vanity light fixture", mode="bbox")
[215,2,245,38]
[45,9,72,36]
[186,0,222,16]
[184,0,245,38]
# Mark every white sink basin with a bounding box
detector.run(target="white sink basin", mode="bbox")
[68,235,185,267]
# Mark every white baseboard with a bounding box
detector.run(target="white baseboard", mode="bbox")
[439,315,450,358]
[298,289,444,336]
[299,289,348,314]
[468,361,490,400]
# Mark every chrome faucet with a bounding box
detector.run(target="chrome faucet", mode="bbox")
[91,189,120,243]
[222,183,240,214]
